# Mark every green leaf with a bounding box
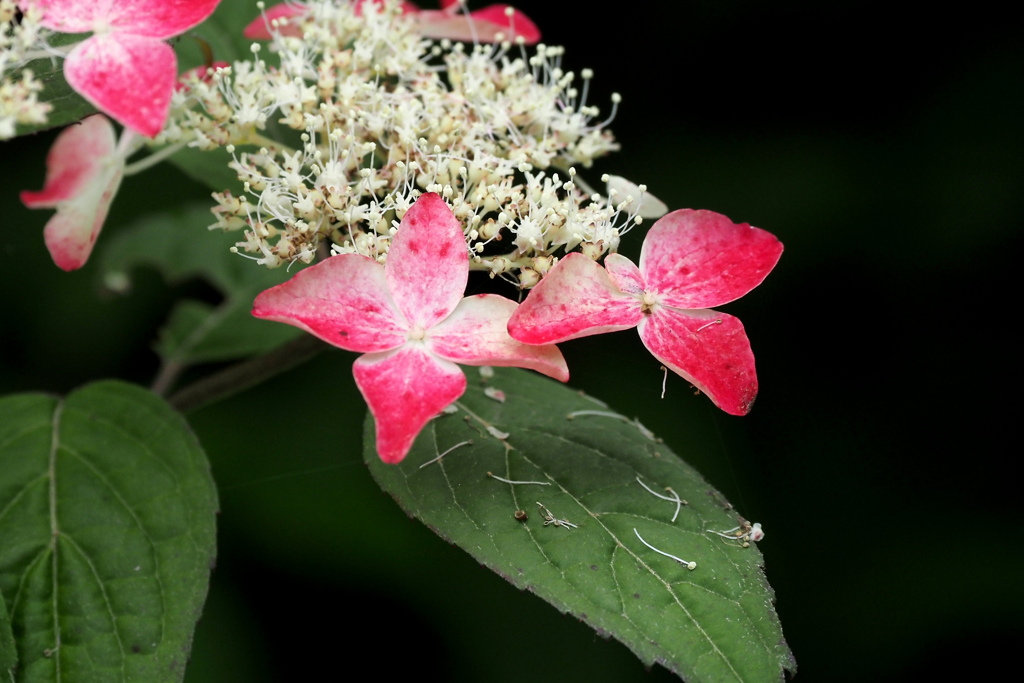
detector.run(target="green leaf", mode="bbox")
[189,0,266,67]
[0,382,218,683]
[365,367,795,682]
[0,588,15,682]
[99,204,301,368]
[166,145,241,196]
[10,60,97,138]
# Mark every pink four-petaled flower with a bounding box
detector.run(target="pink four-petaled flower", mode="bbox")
[20,0,222,137]
[20,114,125,271]
[508,209,783,415]
[244,0,540,44]
[252,193,568,464]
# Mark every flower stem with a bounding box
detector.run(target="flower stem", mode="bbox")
[167,334,329,413]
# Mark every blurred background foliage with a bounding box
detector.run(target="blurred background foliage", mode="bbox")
[1,0,1020,680]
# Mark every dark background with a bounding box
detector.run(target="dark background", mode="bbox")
[2,0,1021,680]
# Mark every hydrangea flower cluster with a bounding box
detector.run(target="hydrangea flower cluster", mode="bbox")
[170,0,645,283]
[3,0,783,463]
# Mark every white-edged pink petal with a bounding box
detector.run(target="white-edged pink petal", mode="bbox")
[386,193,467,329]
[252,254,408,353]
[640,209,783,310]
[604,252,645,295]
[62,33,177,137]
[354,345,467,464]
[20,115,122,271]
[430,294,569,381]
[20,114,115,207]
[508,253,643,345]
[639,309,758,416]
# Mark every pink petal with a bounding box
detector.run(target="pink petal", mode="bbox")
[20,115,122,271]
[386,193,467,329]
[102,0,221,38]
[466,5,540,43]
[354,346,467,464]
[507,253,643,345]
[20,114,116,208]
[243,2,306,40]
[18,0,98,32]
[62,33,177,137]
[355,0,422,14]
[638,309,759,416]
[417,6,539,43]
[604,253,645,295]
[430,294,569,381]
[26,0,220,37]
[175,61,230,92]
[640,209,783,309]
[252,254,408,353]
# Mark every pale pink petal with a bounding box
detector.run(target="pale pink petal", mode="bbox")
[252,255,408,352]
[638,308,758,416]
[40,179,119,272]
[640,209,783,310]
[20,114,116,208]
[604,253,645,295]
[21,115,122,271]
[430,294,569,381]
[386,193,467,329]
[26,0,220,37]
[354,346,466,464]
[62,34,177,137]
[507,253,642,345]
[243,2,306,40]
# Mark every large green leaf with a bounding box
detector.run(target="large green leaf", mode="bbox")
[366,367,794,682]
[0,589,14,682]
[100,204,301,369]
[0,382,218,683]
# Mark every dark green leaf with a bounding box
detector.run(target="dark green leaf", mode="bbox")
[0,588,14,682]
[10,57,97,138]
[366,367,794,682]
[99,204,301,368]
[0,382,218,683]
[165,146,240,195]
[188,0,266,67]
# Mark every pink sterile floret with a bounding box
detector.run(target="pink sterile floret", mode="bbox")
[244,0,539,44]
[508,209,783,416]
[252,193,568,464]
[20,114,123,271]
[21,0,222,137]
